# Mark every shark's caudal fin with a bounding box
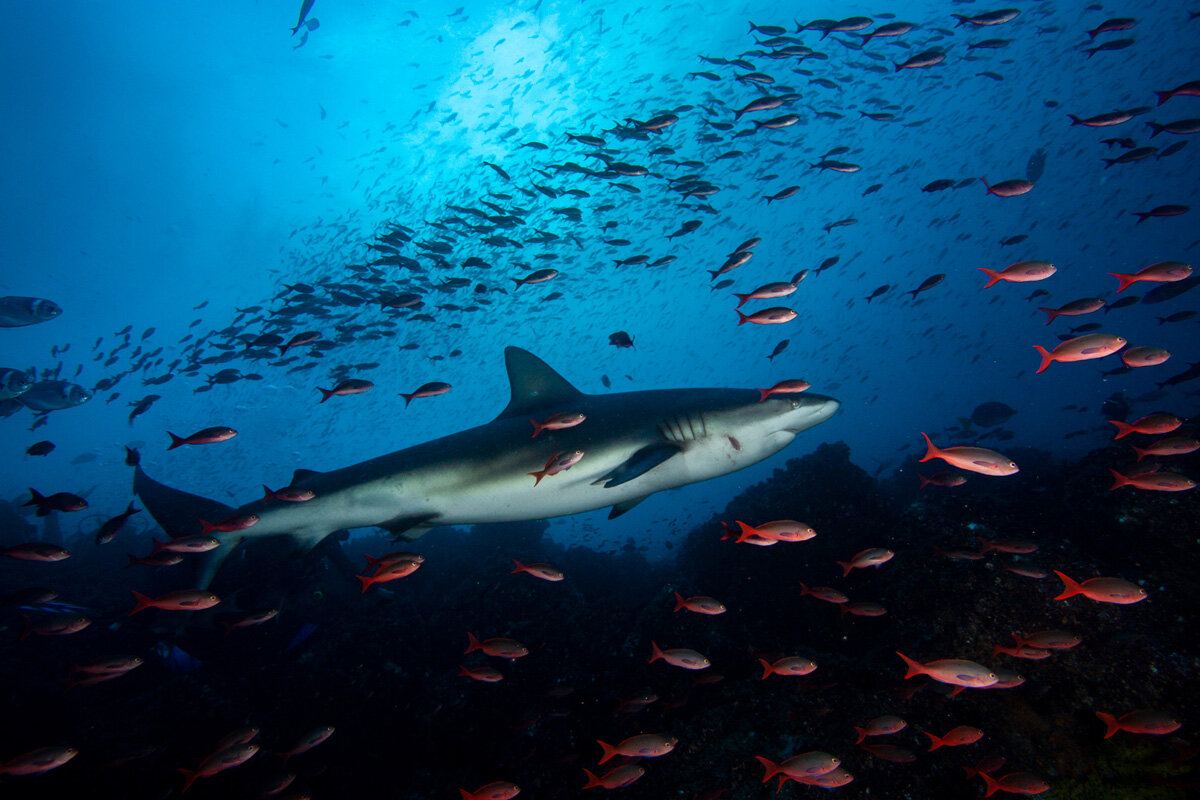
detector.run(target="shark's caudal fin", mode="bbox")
[494,347,585,419]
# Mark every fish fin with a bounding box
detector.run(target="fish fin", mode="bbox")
[379,513,440,541]
[494,347,585,420]
[608,495,650,519]
[291,468,322,483]
[1095,711,1120,738]
[594,443,682,488]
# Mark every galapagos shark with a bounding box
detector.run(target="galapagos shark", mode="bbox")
[133,347,839,587]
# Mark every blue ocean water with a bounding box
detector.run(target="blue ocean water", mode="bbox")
[0,1,1197,796]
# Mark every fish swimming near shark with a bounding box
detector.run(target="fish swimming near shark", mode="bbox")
[133,347,839,588]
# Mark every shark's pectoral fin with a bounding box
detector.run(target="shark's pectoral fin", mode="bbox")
[379,513,440,541]
[609,495,651,519]
[592,443,682,488]
[292,468,323,483]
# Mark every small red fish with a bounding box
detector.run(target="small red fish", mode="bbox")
[854,715,906,744]
[128,589,221,615]
[672,592,725,615]
[734,281,797,307]
[262,484,316,502]
[356,558,422,592]
[980,177,1034,196]
[979,260,1055,288]
[836,547,893,577]
[529,411,585,438]
[918,471,966,489]
[1130,436,1199,461]
[178,744,259,793]
[24,488,87,516]
[759,656,817,678]
[582,764,644,790]
[279,331,321,355]
[1108,468,1196,492]
[757,379,810,401]
[317,379,373,403]
[152,535,219,554]
[755,752,841,781]
[596,734,677,764]
[735,519,816,543]
[648,640,710,670]
[1108,261,1192,292]
[465,632,528,659]
[511,268,558,288]
[279,726,335,762]
[458,665,504,682]
[1053,571,1146,604]
[1032,334,1126,373]
[1037,297,1105,324]
[1120,346,1170,368]
[896,652,998,687]
[511,558,564,581]
[459,781,520,800]
[920,433,1018,475]
[1109,413,1181,439]
[399,381,451,406]
[199,513,260,534]
[166,426,237,450]
[2,542,70,561]
[0,746,78,776]
[529,449,585,485]
[977,771,1049,797]
[736,307,797,326]
[1095,710,1181,738]
[925,726,984,750]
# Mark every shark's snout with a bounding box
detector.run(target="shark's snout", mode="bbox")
[782,393,840,432]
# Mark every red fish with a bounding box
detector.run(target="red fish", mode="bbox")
[199,513,260,534]
[648,640,710,670]
[1095,710,1181,738]
[836,547,894,577]
[1108,261,1192,292]
[977,771,1050,797]
[1032,334,1126,373]
[1011,630,1080,650]
[840,601,887,617]
[736,307,797,326]
[1109,413,1181,439]
[896,652,998,687]
[458,665,504,682]
[1121,346,1170,367]
[95,502,140,545]
[399,381,451,406]
[854,715,906,744]
[2,542,70,561]
[918,471,966,488]
[356,558,422,592]
[512,268,558,288]
[735,519,816,543]
[0,746,78,776]
[757,379,810,401]
[800,583,848,603]
[979,260,1055,288]
[24,489,87,516]
[1108,468,1196,492]
[529,411,585,438]
[459,781,520,800]
[279,331,320,355]
[126,551,183,567]
[262,484,316,502]
[511,559,564,581]
[179,744,258,793]
[317,379,373,403]
[1053,571,1146,604]
[672,592,725,615]
[1130,436,1199,461]
[734,281,796,307]
[1154,80,1200,105]
[919,433,1018,475]
[758,656,817,678]
[20,614,91,640]
[582,764,643,789]
[596,734,676,764]
[279,726,335,762]
[128,589,220,615]
[465,632,528,659]
[166,426,237,450]
[977,537,1037,554]
[151,535,219,554]
[980,177,1034,196]
[925,725,983,750]
[529,449,585,485]
[1038,297,1105,324]
[755,752,840,781]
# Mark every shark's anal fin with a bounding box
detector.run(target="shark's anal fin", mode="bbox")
[379,513,440,541]
[609,495,651,519]
[592,443,682,488]
[291,468,323,484]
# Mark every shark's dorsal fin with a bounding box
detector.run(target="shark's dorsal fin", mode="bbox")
[292,468,322,484]
[496,347,585,419]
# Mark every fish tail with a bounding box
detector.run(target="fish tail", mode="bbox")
[735,310,750,326]
[400,393,414,407]
[895,651,925,679]
[918,474,932,489]
[854,726,867,744]
[1154,90,1170,106]
[528,470,546,486]
[734,520,757,543]
[1033,345,1054,374]
[672,592,685,612]
[1147,122,1164,138]
[459,789,475,800]
[1052,570,1082,600]
[977,267,1002,289]
[918,432,940,463]
[980,771,1001,797]
[1131,445,1148,462]
[262,485,276,502]
[1134,213,1151,223]
[648,640,664,664]
[734,293,751,307]
[465,632,482,655]
[597,740,617,764]
[356,575,373,594]
[1107,272,1137,292]
[1067,114,1082,125]
[318,387,333,403]
[166,432,186,450]
[198,519,216,535]
[1037,307,1059,325]
[925,731,945,750]
[1108,468,1131,491]
[1095,711,1120,738]
[582,769,602,789]
[757,388,771,402]
[979,176,993,194]
[128,590,153,616]
[511,559,527,575]
[754,756,780,782]
[529,420,542,438]
[1109,420,1134,439]
[758,658,773,680]
[837,561,853,578]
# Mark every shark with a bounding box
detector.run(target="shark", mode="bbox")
[132,347,839,587]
